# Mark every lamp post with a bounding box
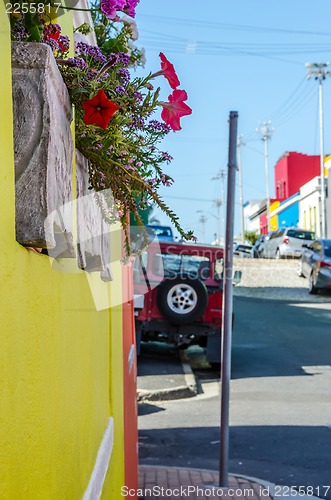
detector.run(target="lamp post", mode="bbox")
[257,121,274,233]
[237,134,245,243]
[306,62,330,239]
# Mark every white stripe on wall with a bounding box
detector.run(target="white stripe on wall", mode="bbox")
[83,417,114,500]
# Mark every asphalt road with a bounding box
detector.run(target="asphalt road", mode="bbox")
[138,296,331,497]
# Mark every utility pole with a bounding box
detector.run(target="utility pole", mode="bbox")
[257,121,274,233]
[198,214,207,242]
[306,62,330,239]
[211,170,226,237]
[237,134,245,243]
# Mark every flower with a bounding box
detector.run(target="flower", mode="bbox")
[161,89,192,131]
[82,90,119,129]
[100,0,140,19]
[159,53,180,89]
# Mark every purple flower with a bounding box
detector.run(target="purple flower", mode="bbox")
[115,85,127,95]
[117,68,130,85]
[117,52,130,67]
[161,152,174,162]
[66,57,87,69]
[58,35,70,52]
[100,0,126,19]
[161,174,174,186]
[128,114,145,129]
[132,91,143,104]
[147,120,171,134]
[124,0,140,17]
[11,19,29,41]
[75,42,107,64]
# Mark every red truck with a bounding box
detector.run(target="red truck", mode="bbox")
[134,240,240,364]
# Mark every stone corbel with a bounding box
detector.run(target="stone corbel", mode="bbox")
[11,42,75,256]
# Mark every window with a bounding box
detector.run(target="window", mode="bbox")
[287,229,315,240]
[154,253,211,279]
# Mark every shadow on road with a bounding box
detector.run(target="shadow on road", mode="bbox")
[139,425,331,497]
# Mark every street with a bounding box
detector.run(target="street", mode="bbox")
[138,296,331,497]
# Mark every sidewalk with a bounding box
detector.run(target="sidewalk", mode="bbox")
[138,465,273,499]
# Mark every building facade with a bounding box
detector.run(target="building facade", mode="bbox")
[274,151,320,200]
[0,7,138,499]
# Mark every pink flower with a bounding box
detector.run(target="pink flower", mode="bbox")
[161,89,192,131]
[159,53,180,89]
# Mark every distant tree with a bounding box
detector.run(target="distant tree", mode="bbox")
[244,231,260,245]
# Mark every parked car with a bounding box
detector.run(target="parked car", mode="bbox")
[298,239,331,294]
[145,224,174,242]
[134,241,241,364]
[233,243,253,258]
[262,227,315,259]
[251,236,265,258]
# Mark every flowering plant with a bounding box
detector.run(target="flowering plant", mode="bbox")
[10,0,194,253]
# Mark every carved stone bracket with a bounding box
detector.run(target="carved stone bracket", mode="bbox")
[11,42,75,253]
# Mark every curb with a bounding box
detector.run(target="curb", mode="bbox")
[137,351,197,402]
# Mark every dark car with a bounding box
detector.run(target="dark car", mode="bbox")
[251,235,265,258]
[298,239,331,294]
[134,241,241,363]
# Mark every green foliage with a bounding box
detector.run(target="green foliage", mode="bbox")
[244,231,260,245]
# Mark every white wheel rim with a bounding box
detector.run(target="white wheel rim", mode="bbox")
[166,284,198,315]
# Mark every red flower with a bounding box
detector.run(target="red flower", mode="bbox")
[159,52,180,89]
[161,89,192,131]
[82,90,119,129]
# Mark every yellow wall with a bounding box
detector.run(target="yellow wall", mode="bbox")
[270,200,280,231]
[0,7,124,499]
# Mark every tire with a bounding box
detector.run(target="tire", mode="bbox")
[309,272,318,295]
[157,275,208,325]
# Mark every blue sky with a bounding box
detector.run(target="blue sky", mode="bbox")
[134,0,331,242]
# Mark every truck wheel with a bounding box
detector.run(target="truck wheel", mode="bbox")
[157,275,208,325]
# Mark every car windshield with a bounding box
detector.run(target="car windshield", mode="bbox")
[147,226,173,237]
[235,245,252,252]
[154,253,211,279]
[287,229,315,240]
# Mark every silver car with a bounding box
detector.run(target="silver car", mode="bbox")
[298,239,331,294]
[262,227,315,259]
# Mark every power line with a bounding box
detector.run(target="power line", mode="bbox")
[138,15,331,37]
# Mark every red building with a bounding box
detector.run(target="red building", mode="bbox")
[275,151,320,200]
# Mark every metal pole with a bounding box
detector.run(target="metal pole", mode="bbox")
[264,135,271,232]
[237,135,245,243]
[305,62,330,238]
[319,78,326,239]
[219,111,238,487]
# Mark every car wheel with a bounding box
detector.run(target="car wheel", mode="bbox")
[157,275,208,325]
[309,272,318,295]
